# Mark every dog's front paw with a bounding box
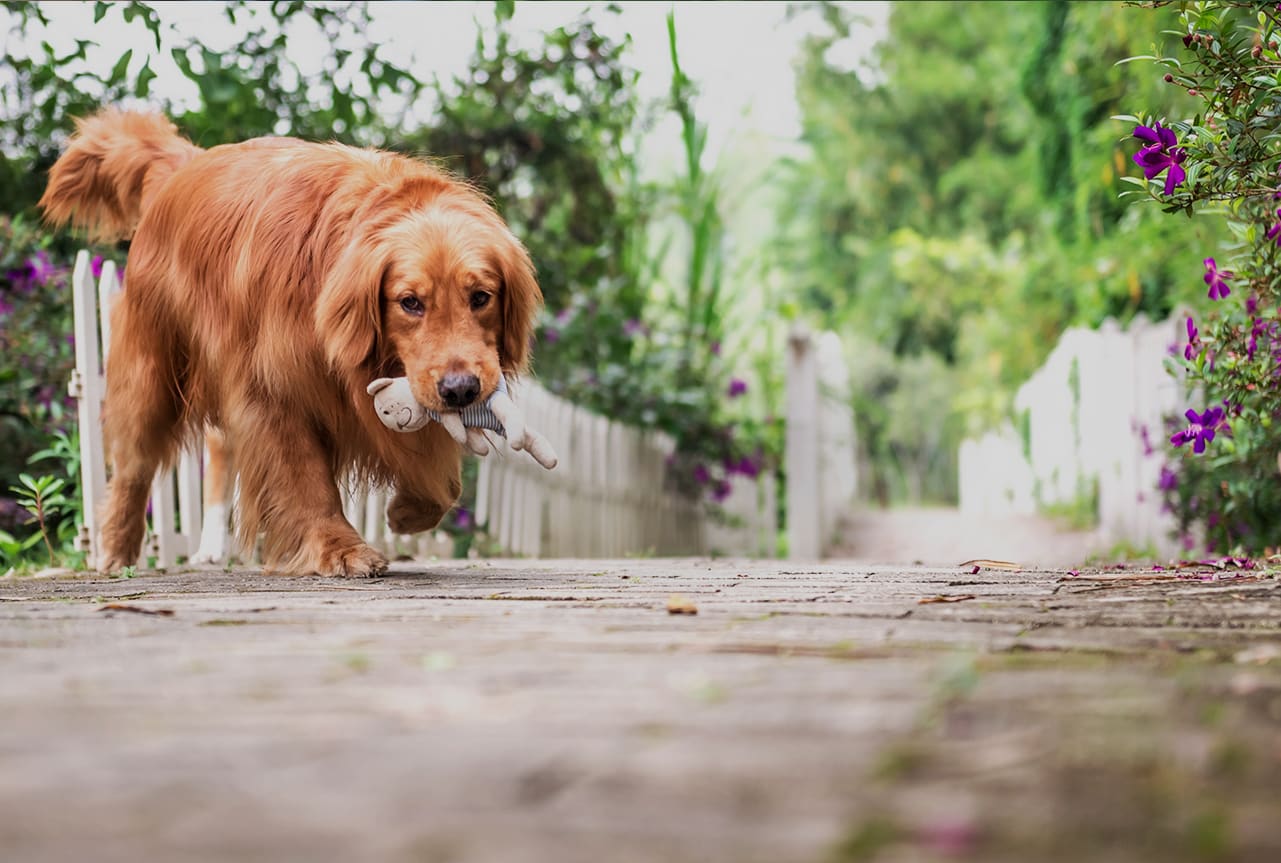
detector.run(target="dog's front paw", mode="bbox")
[314,543,389,578]
[386,493,449,535]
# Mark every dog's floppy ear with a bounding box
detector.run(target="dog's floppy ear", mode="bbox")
[496,232,542,376]
[316,239,388,374]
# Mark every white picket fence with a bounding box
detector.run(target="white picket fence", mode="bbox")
[68,251,777,567]
[784,324,859,559]
[475,384,777,558]
[957,313,1186,556]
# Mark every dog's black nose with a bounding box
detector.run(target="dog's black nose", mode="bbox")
[438,372,481,409]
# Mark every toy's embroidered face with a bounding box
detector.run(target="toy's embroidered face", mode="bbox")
[368,378,429,432]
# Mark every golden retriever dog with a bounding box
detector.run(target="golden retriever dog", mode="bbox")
[40,109,541,576]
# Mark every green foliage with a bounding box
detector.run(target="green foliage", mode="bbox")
[0,211,90,568]
[1131,0,1281,554]
[779,0,1226,504]
[9,472,68,564]
[0,0,420,208]
[404,8,642,315]
[0,216,82,492]
[0,526,44,568]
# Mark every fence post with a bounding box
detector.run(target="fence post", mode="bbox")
[69,252,108,563]
[786,323,821,559]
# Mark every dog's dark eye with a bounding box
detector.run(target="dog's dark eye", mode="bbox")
[469,290,491,311]
[399,296,424,316]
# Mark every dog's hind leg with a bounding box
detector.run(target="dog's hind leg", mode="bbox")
[97,297,185,573]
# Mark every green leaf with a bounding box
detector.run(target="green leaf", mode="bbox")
[108,48,133,86]
[94,2,109,23]
[495,0,515,23]
[136,57,156,97]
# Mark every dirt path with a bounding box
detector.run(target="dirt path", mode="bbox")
[1,558,1279,862]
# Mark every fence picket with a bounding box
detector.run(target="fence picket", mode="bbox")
[69,252,108,561]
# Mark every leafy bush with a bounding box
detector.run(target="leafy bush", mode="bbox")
[1128,0,1281,553]
[0,217,83,526]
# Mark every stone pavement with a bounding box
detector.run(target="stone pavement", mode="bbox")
[1,558,1279,863]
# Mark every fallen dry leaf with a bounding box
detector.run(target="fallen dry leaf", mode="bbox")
[918,594,978,604]
[97,603,174,617]
[958,559,1021,571]
[666,594,698,615]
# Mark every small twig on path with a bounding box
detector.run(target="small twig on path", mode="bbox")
[97,603,175,617]
[958,559,1022,572]
[918,594,978,604]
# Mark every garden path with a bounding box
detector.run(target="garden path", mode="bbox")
[832,505,1118,567]
[1,558,1278,862]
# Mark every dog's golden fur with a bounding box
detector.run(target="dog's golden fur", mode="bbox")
[40,109,541,576]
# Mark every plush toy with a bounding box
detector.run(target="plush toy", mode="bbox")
[366,375,558,470]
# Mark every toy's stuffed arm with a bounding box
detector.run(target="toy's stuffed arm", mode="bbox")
[365,376,558,470]
[486,387,558,469]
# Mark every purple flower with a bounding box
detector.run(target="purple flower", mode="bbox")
[1170,406,1226,454]
[453,507,473,530]
[0,296,11,319]
[727,378,747,398]
[918,820,979,857]
[28,251,54,284]
[6,266,33,295]
[622,318,647,337]
[1203,257,1231,300]
[91,255,104,279]
[692,464,711,486]
[1249,317,1265,360]
[710,341,721,357]
[710,479,732,503]
[722,454,761,478]
[542,326,561,344]
[1267,208,1281,245]
[1247,294,1259,314]
[1132,123,1187,195]
[1159,466,1178,491]
[1184,316,1200,361]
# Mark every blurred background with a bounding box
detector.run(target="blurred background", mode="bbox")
[0,1,1231,568]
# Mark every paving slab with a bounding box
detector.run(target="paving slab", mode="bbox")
[1,558,1279,862]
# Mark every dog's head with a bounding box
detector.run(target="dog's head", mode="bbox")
[316,177,541,413]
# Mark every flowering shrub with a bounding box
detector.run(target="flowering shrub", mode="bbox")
[0,216,93,552]
[536,293,775,506]
[1128,0,1281,552]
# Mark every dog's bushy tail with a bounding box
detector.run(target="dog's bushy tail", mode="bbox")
[39,108,201,241]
